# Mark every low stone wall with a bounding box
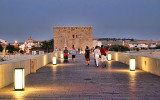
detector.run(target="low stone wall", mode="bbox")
[0,52,61,88]
[109,52,160,76]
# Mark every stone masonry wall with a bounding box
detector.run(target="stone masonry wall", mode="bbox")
[53,26,93,51]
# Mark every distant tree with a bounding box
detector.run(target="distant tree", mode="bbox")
[20,50,24,54]
[14,45,20,51]
[41,39,54,53]
[106,45,130,52]
[41,41,49,52]
[6,44,19,53]
[48,39,54,51]
[136,48,139,51]
[0,44,3,52]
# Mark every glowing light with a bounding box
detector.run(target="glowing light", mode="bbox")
[53,56,56,65]
[61,53,63,59]
[15,68,25,90]
[15,41,18,44]
[130,59,135,71]
[108,54,111,61]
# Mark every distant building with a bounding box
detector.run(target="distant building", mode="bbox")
[94,38,160,49]
[129,43,148,48]
[0,39,8,47]
[92,39,102,48]
[19,37,42,52]
[94,38,134,47]
[53,26,93,51]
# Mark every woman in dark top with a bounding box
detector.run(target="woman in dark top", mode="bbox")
[84,46,90,65]
[63,47,69,63]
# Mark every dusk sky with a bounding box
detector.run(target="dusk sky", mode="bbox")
[0,0,160,42]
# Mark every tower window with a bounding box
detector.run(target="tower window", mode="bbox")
[76,35,77,38]
[73,35,74,38]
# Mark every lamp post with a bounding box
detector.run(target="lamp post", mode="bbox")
[108,54,111,61]
[130,58,135,71]
[53,56,56,65]
[14,68,25,90]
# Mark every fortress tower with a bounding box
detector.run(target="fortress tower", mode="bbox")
[53,26,93,51]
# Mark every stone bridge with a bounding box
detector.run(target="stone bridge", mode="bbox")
[0,53,160,100]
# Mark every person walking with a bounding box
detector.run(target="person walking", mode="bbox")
[63,47,69,63]
[100,45,108,67]
[71,47,76,62]
[94,46,101,67]
[84,46,90,65]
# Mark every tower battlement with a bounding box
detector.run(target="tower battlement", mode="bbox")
[53,26,92,30]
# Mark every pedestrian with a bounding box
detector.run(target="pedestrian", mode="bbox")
[55,47,58,51]
[94,46,101,67]
[63,47,69,63]
[78,48,80,54]
[71,47,76,62]
[93,47,96,65]
[84,46,90,65]
[100,45,108,67]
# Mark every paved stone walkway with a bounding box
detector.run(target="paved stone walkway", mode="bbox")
[0,54,160,100]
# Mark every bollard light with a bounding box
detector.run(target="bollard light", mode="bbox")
[108,54,111,61]
[61,53,63,59]
[15,68,25,90]
[53,56,56,65]
[130,59,135,71]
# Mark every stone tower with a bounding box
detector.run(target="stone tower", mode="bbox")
[53,26,93,51]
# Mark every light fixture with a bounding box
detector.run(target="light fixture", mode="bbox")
[53,56,56,65]
[14,68,25,90]
[130,59,135,71]
[108,54,111,61]
[61,53,63,59]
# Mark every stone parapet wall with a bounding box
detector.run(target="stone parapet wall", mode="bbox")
[109,52,160,76]
[0,52,61,88]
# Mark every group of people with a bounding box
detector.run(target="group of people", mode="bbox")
[84,45,108,67]
[62,45,109,67]
[63,47,76,63]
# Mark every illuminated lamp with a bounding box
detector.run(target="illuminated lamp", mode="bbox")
[108,54,111,61]
[53,56,56,65]
[14,68,25,90]
[130,58,135,71]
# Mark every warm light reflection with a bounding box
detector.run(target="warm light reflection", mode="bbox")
[43,55,47,65]
[107,61,112,71]
[53,56,56,65]
[130,59,135,71]
[15,68,25,90]
[129,71,136,93]
[108,54,111,61]
[14,91,26,99]
[115,53,119,61]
